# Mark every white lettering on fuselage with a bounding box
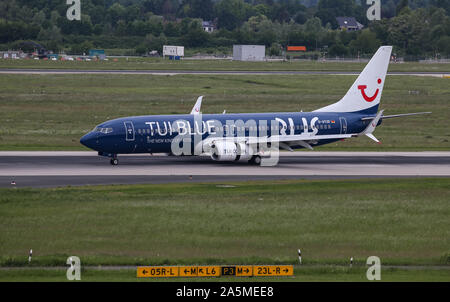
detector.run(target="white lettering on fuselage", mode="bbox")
[144,117,323,137]
[302,118,309,135]
[288,118,295,135]
[310,117,319,136]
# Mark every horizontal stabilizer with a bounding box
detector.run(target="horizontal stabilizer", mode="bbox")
[361,112,431,121]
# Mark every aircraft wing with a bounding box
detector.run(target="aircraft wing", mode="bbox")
[203,133,354,152]
[245,134,354,145]
[247,134,354,151]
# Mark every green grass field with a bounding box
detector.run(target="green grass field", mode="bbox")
[0,178,449,281]
[1,179,449,267]
[0,73,448,151]
[0,57,449,72]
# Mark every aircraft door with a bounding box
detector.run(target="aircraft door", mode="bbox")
[340,117,347,134]
[124,121,135,141]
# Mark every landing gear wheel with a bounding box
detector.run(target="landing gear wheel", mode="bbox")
[110,158,119,166]
[249,155,262,166]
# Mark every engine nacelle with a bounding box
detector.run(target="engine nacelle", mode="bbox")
[235,142,254,161]
[210,141,238,161]
[210,141,254,162]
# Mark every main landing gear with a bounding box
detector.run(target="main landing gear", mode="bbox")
[248,155,262,165]
[110,158,119,166]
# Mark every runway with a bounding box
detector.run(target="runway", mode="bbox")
[0,68,448,77]
[0,151,449,188]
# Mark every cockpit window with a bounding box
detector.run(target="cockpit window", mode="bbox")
[93,126,113,134]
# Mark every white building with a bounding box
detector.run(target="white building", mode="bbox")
[0,50,25,59]
[163,45,184,59]
[202,21,215,33]
[233,45,265,61]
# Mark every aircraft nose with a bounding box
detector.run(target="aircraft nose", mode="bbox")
[80,132,97,150]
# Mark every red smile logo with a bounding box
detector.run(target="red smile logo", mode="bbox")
[358,78,382,102]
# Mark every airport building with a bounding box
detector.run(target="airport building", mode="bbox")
[163,45,184,60]
[233,45,266,61]
[0,50,25,59]
[89,49,106,60]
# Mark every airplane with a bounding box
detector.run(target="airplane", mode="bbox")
[80,46,430,166]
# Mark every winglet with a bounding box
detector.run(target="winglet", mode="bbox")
[360,109,384,143]
[366,133,381,144]
[362,110,384,135]
[190,96,203,115]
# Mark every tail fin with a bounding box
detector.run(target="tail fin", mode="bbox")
[315,46,392,114]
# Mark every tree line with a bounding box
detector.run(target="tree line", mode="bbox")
[0,0,449,58]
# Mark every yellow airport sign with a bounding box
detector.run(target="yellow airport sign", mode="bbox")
[137,265,293,278]
[235,266,253,276]
[177,266,220,277]
[221,266,253,277]
[137,266,178,277]
[179,266,199,277]
[253,265,294,276]
[197,266,221,277]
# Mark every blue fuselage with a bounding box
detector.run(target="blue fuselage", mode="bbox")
[80,112,376,155]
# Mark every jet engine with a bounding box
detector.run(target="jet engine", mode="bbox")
[210,141,254,162]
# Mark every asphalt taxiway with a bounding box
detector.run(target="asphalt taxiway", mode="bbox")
[0,151,449,188]
[0,69,448,77]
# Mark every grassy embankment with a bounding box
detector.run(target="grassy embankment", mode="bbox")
[1,178,448,270]
[0,74,448,151]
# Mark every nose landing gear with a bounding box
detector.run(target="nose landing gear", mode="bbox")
[98,152,119,165]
